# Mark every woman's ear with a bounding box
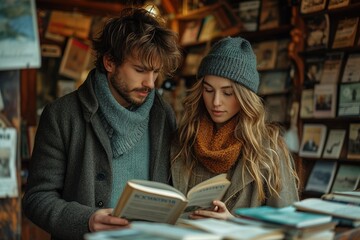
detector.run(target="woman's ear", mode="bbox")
[103,54,114,73]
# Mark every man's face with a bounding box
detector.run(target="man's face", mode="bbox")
[106,56,161,108]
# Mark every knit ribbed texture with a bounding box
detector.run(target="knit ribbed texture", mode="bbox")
[194,116,242,174]
[94,70,152,207]
[94,70,154,157]
[198,36,260,93]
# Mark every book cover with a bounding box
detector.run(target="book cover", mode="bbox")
[198,15,220,42]
[253,40,278,71]
[112,174,230,224]
[328,0,350,9]
[182,47,206,76]
[234,206,332,228]
[347,123,360,159]
[259,0,280,30]
[304,161,337,194]
[275,39,290,69]
[59,37,91,80]
[300,89,314,118]
[313,84,338,118]
[132,222,222,240]
[299,124,327,158]
[180,19,203,45]
[322,191,360,205]
[301,0,327,14]
[305,14,330,51]
[322,129,346,159]
[304,57,324,88]
[264,96,287,123]
[332,17,359,49]
[338,82,360,117]
[341,53,360,83]
[258,71,289,95]
[47,10,92,40]
[294,198,360,221]
[237,0,261,32]
[177,218,285,240]
[320,52,344,84]
[331,164,360,192]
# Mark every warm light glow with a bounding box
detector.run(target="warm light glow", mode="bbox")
[143,3,160,16]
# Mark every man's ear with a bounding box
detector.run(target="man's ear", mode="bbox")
[103,54,115,73]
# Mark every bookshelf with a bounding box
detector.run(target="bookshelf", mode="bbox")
[291,1,360,199]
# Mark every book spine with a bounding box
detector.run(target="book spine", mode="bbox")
[323,199,360,207]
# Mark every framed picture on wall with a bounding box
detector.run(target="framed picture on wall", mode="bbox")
[0,0,41,70]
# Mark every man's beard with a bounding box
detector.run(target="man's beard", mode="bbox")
[109,74,150,107]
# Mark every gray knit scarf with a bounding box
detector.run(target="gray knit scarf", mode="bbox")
[94,70,154,157]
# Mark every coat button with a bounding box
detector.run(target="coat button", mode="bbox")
[96,173,105,181]
[97,201,104,207]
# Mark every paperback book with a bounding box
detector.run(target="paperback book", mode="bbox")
[331,164,360,192]
[177,218,285,240]
[322,191,360,205]
[304,57,324,88]
[322,129,346,159]
[258,71,288,95]
[305,161,337,194]
[299,124,327,158]
[259,0,280,30]
[301,0,327,14]
[253,41,278,71]
[320,52,344,84]
[234,206,332,228]
[293,198,360,227]
[313,84,337,118]
[300,89,314,118]
[305,14,330,51]
[347,123,360,159]
[337,82,360,116]
[332,17,359,49]
[237,0,261,31]
[341,53,360,83]
[112,174,230,224]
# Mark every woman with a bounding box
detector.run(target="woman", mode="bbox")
[171,36,299,220]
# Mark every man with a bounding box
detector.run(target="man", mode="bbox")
[22,7,182,240]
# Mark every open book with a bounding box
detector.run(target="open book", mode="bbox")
[112,174,230,224]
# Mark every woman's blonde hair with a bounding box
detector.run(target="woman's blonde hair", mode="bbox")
[173,78,298,202]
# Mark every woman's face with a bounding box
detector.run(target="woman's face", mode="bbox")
[202,75,241,129]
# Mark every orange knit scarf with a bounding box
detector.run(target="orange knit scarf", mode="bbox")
[194,116,242,174]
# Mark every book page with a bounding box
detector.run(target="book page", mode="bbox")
[185,174,230,212]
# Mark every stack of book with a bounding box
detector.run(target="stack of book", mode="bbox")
[294,197,360,227]
[233,206,336,240]
[321,191,360,206]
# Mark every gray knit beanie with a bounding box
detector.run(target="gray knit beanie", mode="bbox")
[197,36,259,93]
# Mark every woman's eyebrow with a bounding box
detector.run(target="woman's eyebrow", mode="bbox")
[203,81,232,89]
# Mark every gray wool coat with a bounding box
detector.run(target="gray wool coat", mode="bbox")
[22,69,176,240]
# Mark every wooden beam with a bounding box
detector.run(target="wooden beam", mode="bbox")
[36,0,131,16]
